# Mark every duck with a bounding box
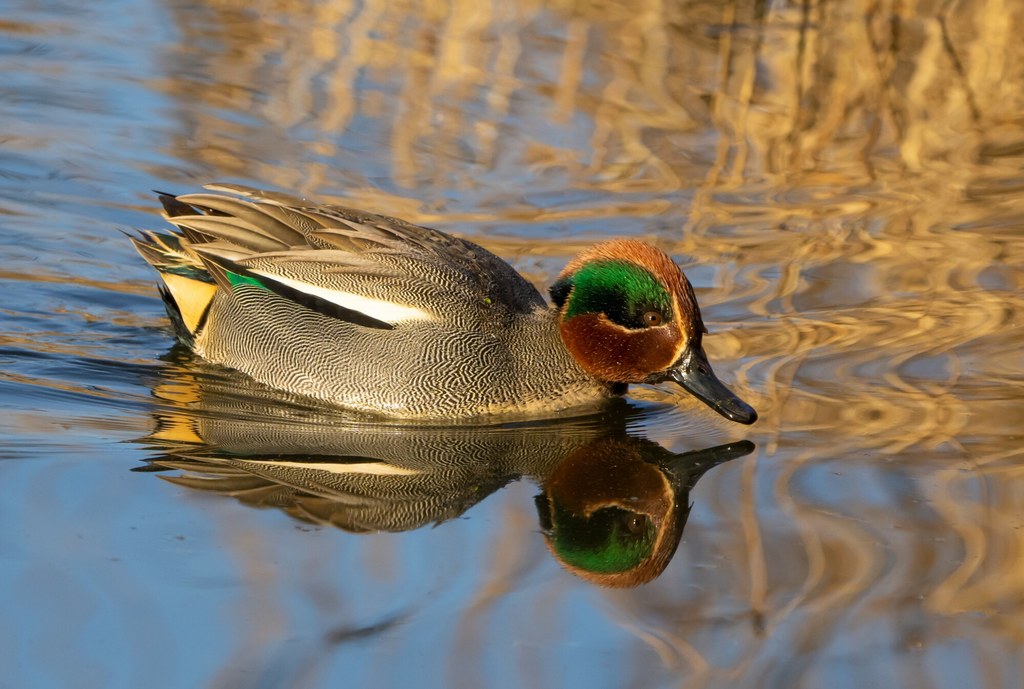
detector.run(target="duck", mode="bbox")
[131,183,757,424]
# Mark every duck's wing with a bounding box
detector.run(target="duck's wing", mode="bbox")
[133,184,547,334]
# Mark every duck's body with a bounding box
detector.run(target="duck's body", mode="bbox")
[198,272,612,417]
[132,184,756,424]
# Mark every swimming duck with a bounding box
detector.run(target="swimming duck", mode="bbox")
[131,184,757,424]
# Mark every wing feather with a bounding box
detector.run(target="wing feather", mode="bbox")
[143,185,547,330]
[193,249,396,330]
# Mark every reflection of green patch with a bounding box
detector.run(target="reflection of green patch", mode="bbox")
[550,503,656,573]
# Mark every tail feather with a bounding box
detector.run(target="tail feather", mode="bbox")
[174,192,308,246]
[131,231,218,340]
[165,214,288,252]
[156,191,202,218]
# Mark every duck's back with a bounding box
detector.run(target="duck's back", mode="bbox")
[133,185,611,418]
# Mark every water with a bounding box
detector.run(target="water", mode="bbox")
[2,0,1023,687]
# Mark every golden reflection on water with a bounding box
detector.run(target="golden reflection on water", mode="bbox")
[128,0,1024,681]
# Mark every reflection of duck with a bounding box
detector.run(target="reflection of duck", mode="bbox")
[131,185,756,424]
[138,361,754,586]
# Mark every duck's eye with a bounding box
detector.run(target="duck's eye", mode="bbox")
[621,513,649,535]
[643,311,664,327]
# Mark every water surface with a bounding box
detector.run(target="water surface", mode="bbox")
[2,1,1023,688]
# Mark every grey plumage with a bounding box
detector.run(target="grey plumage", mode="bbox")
[134,184,614,419]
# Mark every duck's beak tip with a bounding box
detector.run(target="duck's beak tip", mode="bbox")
[656,348,758,426]
[723,400,758,425]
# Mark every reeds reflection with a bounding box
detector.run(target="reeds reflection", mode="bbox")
[136,356,753,588]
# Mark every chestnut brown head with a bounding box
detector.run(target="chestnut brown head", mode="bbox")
[551,240,756,424]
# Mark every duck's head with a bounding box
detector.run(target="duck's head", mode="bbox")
[550,239,757,425]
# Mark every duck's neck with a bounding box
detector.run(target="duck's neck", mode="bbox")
[510,308,625,400]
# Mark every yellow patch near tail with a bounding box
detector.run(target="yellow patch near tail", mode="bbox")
[160,273,218,334]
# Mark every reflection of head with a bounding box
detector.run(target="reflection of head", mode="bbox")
[536,437,689,588]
